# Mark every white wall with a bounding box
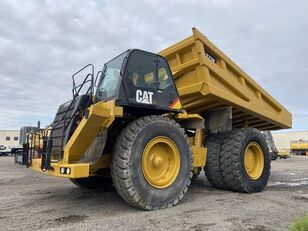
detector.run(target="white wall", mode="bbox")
[272,131,308,150]
[0,130,20,148]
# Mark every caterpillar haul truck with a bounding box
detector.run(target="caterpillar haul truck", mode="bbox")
[24,28,292,210]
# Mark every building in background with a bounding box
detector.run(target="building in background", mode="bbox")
[0,122,42,151]
[0,130,20,149]
[272,131,308,152]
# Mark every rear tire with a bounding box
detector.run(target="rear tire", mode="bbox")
[204,133,229,190]
[70,176,113,190]
[111,115,193,210]
[220,128,271,193]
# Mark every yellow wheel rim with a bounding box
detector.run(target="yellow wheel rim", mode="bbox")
[142,136,180,189]
[244,142,264,180]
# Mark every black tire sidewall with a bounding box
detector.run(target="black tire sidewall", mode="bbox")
[239,130,271,192]
[204,134,229,189]
[129,120,191,208]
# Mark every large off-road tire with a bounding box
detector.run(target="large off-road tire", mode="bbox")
[220,128,271,193]
[111,115,193,210]
[204,133,229,190]
[70,176,113,190]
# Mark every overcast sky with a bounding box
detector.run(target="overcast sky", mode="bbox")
[0,0,307,132]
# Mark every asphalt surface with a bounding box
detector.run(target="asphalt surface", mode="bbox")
[0,155,308,231]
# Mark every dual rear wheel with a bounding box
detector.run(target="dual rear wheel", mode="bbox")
[205,128,271,193]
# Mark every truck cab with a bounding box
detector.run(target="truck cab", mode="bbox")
[96,49,182,113]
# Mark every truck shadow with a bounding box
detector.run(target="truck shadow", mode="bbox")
[53,175,228,213]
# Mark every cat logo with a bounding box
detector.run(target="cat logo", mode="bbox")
[136,90,153,104]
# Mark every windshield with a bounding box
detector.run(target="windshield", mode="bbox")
[97,52,127,99]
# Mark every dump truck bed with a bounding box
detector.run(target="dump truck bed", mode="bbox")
[160,28,291,130]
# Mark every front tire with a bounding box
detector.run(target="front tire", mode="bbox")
[111,115,193,210]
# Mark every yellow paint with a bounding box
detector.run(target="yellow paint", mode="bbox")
[31,158,89,178]
[175,111,203,121]
[142,136,180,189]
[278,151,291,158]
[159,28,292,130]
[169,98,182,110]
[89,154,111,175]
[188,136,194,145]
[29,100,120,179]
[244,142,264,180]
[194,129,203,147]
[63,100,122,163]
[192,146,207,167]
[175,112,204,129]
[191,128,207,167]
[291,142,308,150]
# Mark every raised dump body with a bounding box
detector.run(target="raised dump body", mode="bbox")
[160,28,292,130]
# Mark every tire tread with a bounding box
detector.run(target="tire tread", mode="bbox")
[111,115,193,210]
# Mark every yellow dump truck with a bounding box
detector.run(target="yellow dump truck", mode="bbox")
[23,28,291,210]
[291,140,308,155]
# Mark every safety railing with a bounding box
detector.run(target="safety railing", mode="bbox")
[25,132,42,167]
[40,64,95,171]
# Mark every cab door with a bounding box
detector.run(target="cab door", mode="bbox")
[124,50,157,108]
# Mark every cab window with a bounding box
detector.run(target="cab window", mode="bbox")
[158,57,173,89]
[127,51,156,89]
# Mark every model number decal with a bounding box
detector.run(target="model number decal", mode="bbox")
[136,90,153,104]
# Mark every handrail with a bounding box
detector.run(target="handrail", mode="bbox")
[25,132,42,167]
[41,64,95,170]
[72,64,94,97]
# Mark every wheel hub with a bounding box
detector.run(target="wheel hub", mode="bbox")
[152,154,163,168]
[142,136,180,189]
[244,142,264,180]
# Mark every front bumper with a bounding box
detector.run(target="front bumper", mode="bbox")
[31,158,90,178]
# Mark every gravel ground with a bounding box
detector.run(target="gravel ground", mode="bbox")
[0,155,308,231]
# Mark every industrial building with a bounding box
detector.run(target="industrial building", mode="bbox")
[0,125,41,151]
[0,130,20,149]
[272,131,308,152]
